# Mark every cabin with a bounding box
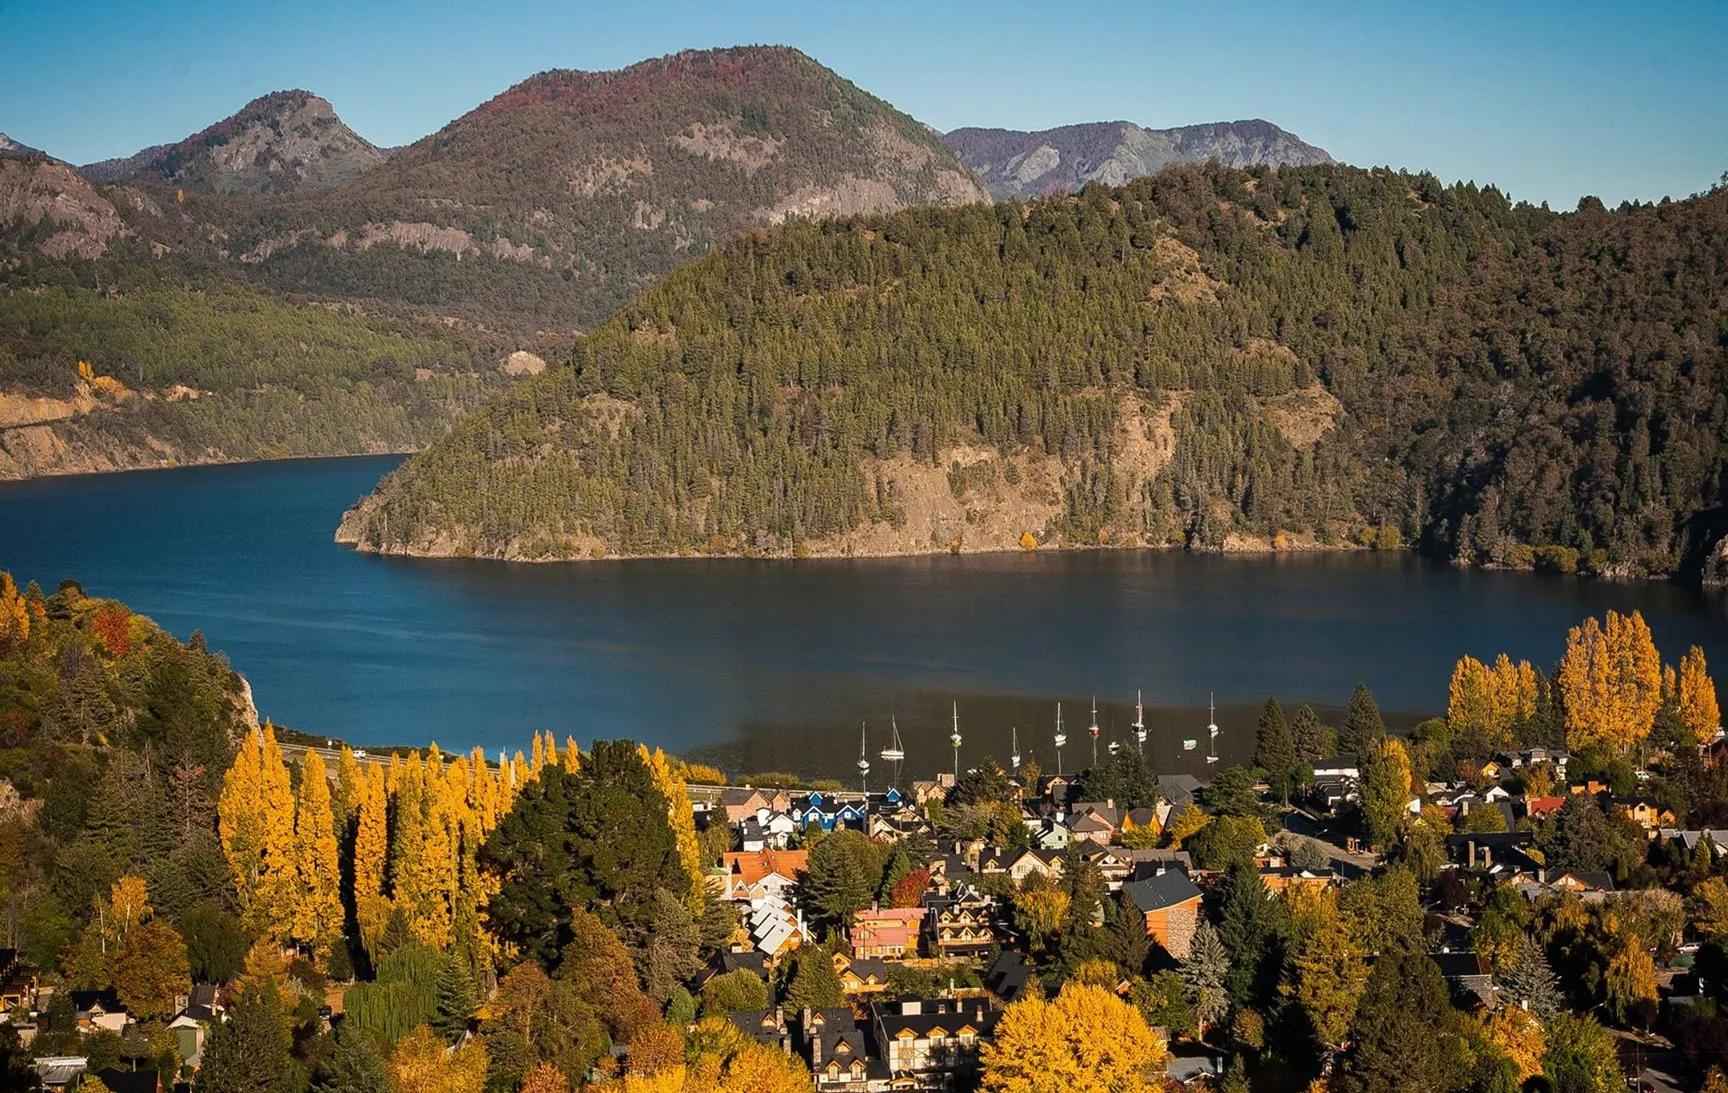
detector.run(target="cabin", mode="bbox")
[1123,870,1204,958]
[1613,796,1677,830]
[803,1006,878,1092]
[71,989,128,1034]
[0,949,39,1010]
[849,906,925,959]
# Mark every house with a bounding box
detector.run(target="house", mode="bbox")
[1613,797,1677,830]
[1311,757,1360,780]
[833,954,895,997]
[1158,774,1202,810]
[1166,1046,1226,1088]
[744,897,806,958]
[167,1013,207,1065]
[1657,829,1728,858]
[721,849,808,903]
[851,906,925,960]
[718,786,792,825]
[1547,869,1615,894]
[788,792,869,833]
[1068,809,1118,846]
[1031,817,1072,850]
[1039,774,1077,807]
[802,1006,880,1092]
[70,989,128,1034]
[983,950,1033,1004]
[739,810,799,852]
[719,949,769,980]
[872,998,1001,1090]
[1431,951,1495,1009]
[1258,865,1337,895]
[34,1057,87,1092]
[1521,796,1567,821]
[1444,831,1535,871]
[925,886,1002,960]
[1123,870,1204,958]
[93,1070,163,1093]
[729,1009,792,1052]
[0,949,39,1010]
[981,847,1064,885]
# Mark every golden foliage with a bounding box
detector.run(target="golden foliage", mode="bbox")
[1019,531,1039,551]
[980,982,1169,1093]
[1479,1006,1545,1083]
[517,1064,571,1093]
[107,874,152,938]
[641,744,706,913]
[1282,889,1367,1049]
[0,572,30,649]
[1691,877,1728,942]
[353,761,391,956]
[1164,803,1211,846]
[291,750,344,951]
[1559,610,1663,753]
[1678,646,1722,743]
[388,1024,488,1093]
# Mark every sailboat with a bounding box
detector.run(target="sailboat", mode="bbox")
[1088,696,1102,767]
[1010,725,1022,772]
[879,716,906,788]
[949,701,963,778]
[1133,690,1148,748]
[1053,703,1068,776]
[857,722,871,794]
[1206,693,1220,765]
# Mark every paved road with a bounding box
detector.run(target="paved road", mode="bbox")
[1278,808,1381,877]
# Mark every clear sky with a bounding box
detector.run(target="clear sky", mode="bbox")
[3,0,1723,208]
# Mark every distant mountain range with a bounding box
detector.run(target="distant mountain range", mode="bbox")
[944,120,1332,200]
[0,45,1338,481]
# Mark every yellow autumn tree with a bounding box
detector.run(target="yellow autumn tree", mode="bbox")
[0,572,29,649]
[518,1064,571,1093]
[562,736,582,773]
[106,875,152,940]
[219,725,300,942]
[980,981,1168,1093]
[683,1016,810,1093]
[1282,890,1367,1049]
[640,744,705,914]
[1480,1005,1545,1084]
[353,761,391,956]
[1678,646,1722,743]
[1690,877,1728,941]
[1491,654,1540,729]
[388,1024,487,1093]
[291,750,344,953]
[1164,803,1211,847]
[1448,656,1494,736]
[1559,610,1663,753]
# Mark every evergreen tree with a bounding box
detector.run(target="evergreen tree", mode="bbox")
[195,984,296,1093]
[1341,947,1460,1093]
[1178,922,1229,1034]
[1291,704,1326,762]
[1104,889,1150,978]
[1497,935,1564,1021]
[782,948,844,1017]
[1340,684,1385,756]
[1253,698,1297,803]
[1213,860,1286,1007]
[435,953,480,1042]
[800,829,885,936]
[312,1029,388,1093]
[643,886,703,1005]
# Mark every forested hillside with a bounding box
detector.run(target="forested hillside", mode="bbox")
[340,163,1728,578]
[0,257,494,478]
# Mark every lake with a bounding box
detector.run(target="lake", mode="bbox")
[2,455,1726,781]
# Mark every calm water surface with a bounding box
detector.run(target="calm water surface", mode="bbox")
[2,455,1725,779]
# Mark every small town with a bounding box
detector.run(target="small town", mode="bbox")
[3,592,1727,1093]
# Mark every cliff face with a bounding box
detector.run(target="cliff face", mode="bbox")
[0,156,126,258]
[945,119,1332,199]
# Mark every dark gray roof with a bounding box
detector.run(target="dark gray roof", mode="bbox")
[1123,870,1202,913]
[1158,775,1201,807]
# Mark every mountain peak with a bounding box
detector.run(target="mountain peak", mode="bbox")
[945,118,1333,199]
[80,89,384,194]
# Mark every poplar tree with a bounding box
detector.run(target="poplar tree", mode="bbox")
[640,744,706,914]
[1677,646,1722,744]
[1559,609,1662,753]
[292,750,344,953]
[353,762,391,958]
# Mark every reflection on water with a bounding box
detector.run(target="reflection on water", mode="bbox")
[2,455,1725,780]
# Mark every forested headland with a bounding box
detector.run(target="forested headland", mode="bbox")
[341,163,1728,581]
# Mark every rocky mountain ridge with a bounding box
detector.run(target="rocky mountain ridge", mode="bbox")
[945,119,1332,199]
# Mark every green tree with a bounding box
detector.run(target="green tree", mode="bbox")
[1340,683,1385,756]
[434,954,479,1042]
[700,969,770,1017]
[1497,935,1564,1021]
[1075,748,1158,810]
[781,947,843,1017]
[1342,946,1463,1093]
[1543,1012,1621,1093]
[1253,698,1298,803]
[482,743,692,968]
[195,984,296,1093]
[1178,922,1229,1034]
[1213,860,1286,1007]
[643,886,704,1005]
[1205,765,1264,819]
[312,1029,388,1093]
[1291,704,1328,762]
[1104,889,1151,978]
[800,829,885,936]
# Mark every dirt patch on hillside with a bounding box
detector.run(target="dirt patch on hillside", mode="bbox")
[1263,383,1341,448]
[761,176,901,224]
[673,122,784,174]
[1146,235,1223,304]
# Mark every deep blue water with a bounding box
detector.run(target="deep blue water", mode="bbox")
[2,455,1726,779]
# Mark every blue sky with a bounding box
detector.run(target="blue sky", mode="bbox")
[3,0,1723,207]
